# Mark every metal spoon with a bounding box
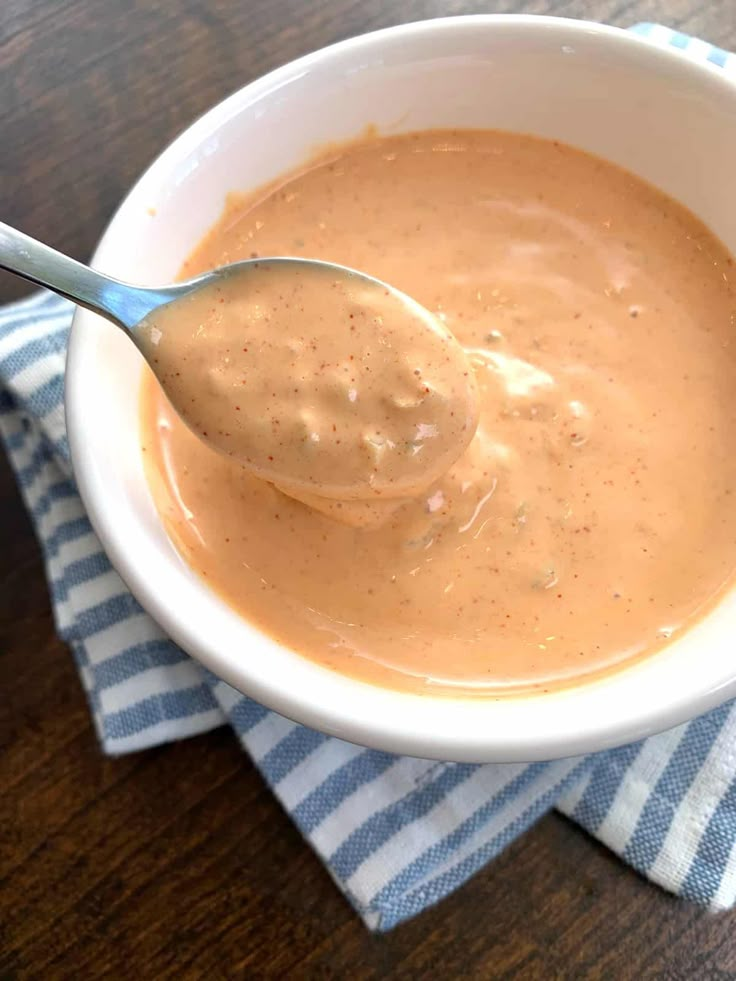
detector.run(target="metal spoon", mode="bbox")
[0,220,479,498]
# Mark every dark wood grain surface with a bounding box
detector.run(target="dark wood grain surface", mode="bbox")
[3,1,736,977]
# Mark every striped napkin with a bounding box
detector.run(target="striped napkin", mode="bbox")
[2,24,736,932]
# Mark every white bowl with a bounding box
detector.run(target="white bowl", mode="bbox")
[66,15,736,762]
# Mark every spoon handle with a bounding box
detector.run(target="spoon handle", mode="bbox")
[0,221,174,330]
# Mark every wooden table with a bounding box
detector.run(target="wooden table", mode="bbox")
[2,1,736,976]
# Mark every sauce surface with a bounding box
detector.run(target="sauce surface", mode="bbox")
[140,129,736,694]
[136,260,478,499]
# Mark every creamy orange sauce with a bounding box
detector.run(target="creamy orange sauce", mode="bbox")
[136,260,478,500]
[140,129,736,694]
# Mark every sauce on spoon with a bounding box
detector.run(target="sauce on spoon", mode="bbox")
[136,259,479,500]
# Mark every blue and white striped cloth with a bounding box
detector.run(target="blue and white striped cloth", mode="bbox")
[2,24,736,932]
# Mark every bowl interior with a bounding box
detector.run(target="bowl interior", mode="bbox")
[67,16,736,761]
